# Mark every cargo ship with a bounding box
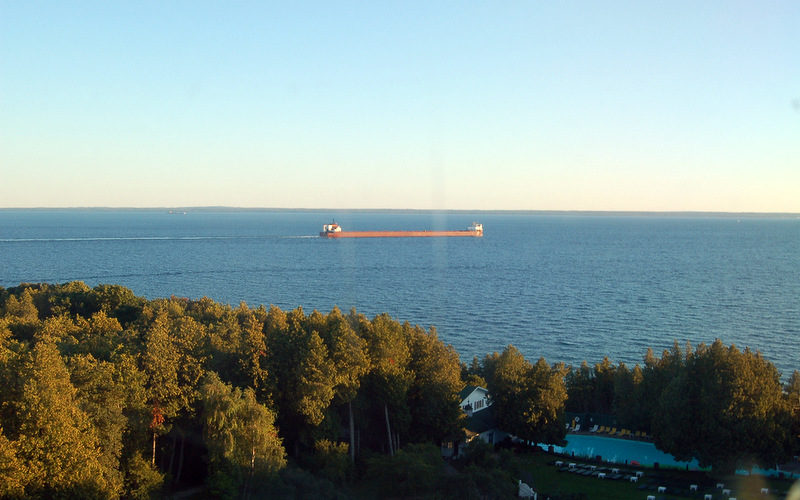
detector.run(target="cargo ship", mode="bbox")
[319,221,483,238]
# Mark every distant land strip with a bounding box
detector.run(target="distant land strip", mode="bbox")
[1,207,799,217]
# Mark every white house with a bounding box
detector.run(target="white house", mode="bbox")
[459,385,491,415]
[442,385,510,457]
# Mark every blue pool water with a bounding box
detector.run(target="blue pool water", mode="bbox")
[545,434,702,469]
[544,434,800,478]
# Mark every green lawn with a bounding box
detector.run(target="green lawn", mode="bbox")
[516,452,798,500]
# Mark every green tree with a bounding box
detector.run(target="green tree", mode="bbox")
[0,427,26,498]
[264,306,335,455]
[639,342,685,433]
[194,299,243,386]
[320,307,368,462]
[614,363,645,430]
[463,356,487,388]
[486,346,568,445]
[786,371,800,456]
[14,341,113,497]
[357,312,413,456]
[0,321,26,446]
[201,372,285,498]
[3,288,40,343]
[405,324,463,445]
[365,443,444,497]
[592,357,616,414]
[311,439,350,485]
[73,311,123,361]
[4,288,39,323]
[89,284,144,326]
[653,340,790,473]
[124,452,164,500]
[167,313,209,482]
[141,311,183,466]
[236,306,269,396]
[67,354,127,496]
[565,361,594,413]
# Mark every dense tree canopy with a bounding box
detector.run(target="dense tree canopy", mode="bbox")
[482,345,568,445]
[0,282,468,497]
[0,282,796,497]
[563,339,796,474]
[652,340,792,473]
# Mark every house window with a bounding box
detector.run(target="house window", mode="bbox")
[474,399,483,410]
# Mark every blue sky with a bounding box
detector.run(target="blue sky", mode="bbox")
[1,1,798,211]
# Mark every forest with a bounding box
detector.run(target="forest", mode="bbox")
[0,282,798,499]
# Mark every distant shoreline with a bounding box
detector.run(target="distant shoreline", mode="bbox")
[1,207,798,218]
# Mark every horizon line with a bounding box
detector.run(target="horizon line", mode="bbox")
[1,206,799,217]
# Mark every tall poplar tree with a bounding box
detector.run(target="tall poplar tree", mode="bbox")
[68,354,127,496]
[321,307,368,462]
[14,341,113,497]
[202,372,285,498]
[485,346,568,445]
[142,311,182,466]
[264,306,335,454]
[359,313,413,456]
[405,324,463,445]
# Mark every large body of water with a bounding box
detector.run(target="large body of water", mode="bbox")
[1,209,798,377]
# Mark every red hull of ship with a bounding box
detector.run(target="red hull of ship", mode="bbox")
[320,230,482,238]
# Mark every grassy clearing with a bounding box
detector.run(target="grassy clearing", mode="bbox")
[515,451,798,500]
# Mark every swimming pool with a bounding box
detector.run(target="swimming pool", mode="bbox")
[542,434,703,470]
[540,434,800,479]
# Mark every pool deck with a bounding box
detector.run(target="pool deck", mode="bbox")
[568,428,652,441]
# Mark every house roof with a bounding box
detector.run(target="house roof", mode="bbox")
[464,405,497,434]
[458,385,488,402]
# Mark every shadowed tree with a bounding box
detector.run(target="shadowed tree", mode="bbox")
[358,313,413,456]
[73,311,123,361]
[786,371,800,457]
[462,356,488,388]
[264,306,335,455]
[167,313,209,482]
[201,372,285,498]
[592,357,616,415]
[653,340,791,473]
[486,346,568,445]
[405,324,463,445]
[565,361,594,413]
[639,342,685,433]
[320,307,368,462]
[614,363,645,430]
[89,284,145,326]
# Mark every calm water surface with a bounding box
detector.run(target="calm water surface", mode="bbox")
[1,210,798,376]
[545,434,700,469]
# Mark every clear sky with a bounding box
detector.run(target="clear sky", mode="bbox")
[1,1,798,211]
